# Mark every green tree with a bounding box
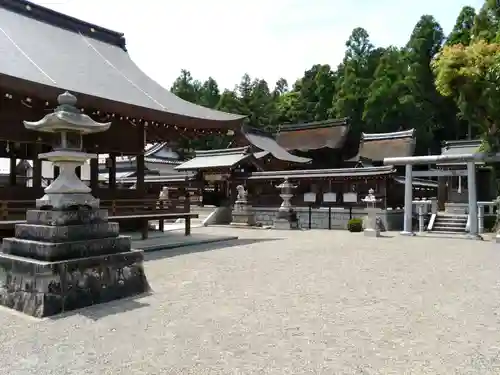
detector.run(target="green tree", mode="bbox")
[404,15,448,153]
[363,47,410,133]
[170,69,201,103]
[198,77,220,108]
[446,6,477,46]
[332,28,380,133]
[472,0,500,43]
[432,40,500,152]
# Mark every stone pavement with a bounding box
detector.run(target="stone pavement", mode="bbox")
[128,230,238,252]
[1,227,500,374]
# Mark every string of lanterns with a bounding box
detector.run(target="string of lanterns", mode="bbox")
[2,91,229,139]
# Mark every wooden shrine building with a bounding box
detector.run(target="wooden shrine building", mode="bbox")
[0,0,244,212]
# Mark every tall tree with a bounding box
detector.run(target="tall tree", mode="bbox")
[472,0,500,43]
[332,28,380,133]
[433,40,500,152]
[170,69,201,103]
[446,6,477,46]
[198,77,220,108]
[404,15,448,153]
[363,47,410,133]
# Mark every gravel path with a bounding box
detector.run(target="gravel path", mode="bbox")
[1,228,499,375]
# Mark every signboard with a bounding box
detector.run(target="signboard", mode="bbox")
[343,192,358,203]
[203,173,229,182]
[323,192,337,203]
[303,192,316,203]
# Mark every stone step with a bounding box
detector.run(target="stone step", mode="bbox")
[26,209,108,226]
[432,225,466,232]
[429,230,469,235]
[2,235,131,262]
[435,216,468,222]
[15,222,119,242]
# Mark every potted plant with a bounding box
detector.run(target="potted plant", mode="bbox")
[347,218,363,232]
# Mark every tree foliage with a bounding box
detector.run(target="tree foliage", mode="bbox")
[433,41,500,151]
[169,0,499,156]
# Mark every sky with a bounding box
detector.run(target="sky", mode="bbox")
[32,0,485,91]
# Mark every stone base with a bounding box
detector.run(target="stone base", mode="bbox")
[36,193,100,210]
[273,218,299,230]
[231,213,256,227]
[400,231,416,236]
[364,228,381,237]
[0,250,150,318]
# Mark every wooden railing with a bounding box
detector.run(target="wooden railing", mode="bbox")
[0,197,190,220]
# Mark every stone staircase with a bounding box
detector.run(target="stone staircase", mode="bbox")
[174,206,216,226]
[429,213,468,234]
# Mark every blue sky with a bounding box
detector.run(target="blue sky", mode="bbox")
[32,0,485,91]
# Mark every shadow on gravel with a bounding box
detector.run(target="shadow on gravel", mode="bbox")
[145,238,282,261]
[49,293,152,321]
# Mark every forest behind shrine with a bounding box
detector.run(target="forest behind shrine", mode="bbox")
[170,0,500,155]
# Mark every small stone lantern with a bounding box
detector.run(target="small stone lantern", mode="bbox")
[274,178,299,229]
[361,188,382,237]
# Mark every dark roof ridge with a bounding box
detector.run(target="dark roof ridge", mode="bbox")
[144,143,167,157]
[194,146,251,158]
[0,0,127,50]
[362,129,415,142]
[277,117,349,133]
[442,139,481,148]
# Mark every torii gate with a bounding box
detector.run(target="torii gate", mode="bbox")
[384,153,500,239]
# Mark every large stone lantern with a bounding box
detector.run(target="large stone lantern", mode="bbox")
[0,92,150,318]
[24,91,110,210]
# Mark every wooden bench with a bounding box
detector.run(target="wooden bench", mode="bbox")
[110,212,199,239]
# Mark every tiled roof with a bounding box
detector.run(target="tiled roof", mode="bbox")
[175,147,253,171]
[0,0,245,128]
[350,129,416,162]
[274,118,349,151]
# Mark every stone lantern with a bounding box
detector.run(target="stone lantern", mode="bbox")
[0,92,150,318]
[23,91,110,210]
[274,178,299,229]
[362,188,382,237]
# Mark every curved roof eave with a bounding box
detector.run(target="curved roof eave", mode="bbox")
[0,0,246,128]
[240,125,311,164]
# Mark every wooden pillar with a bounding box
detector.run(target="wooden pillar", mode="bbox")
[108,154,116,189]
[136,123,145,194]
[9,142,16,186]
[437,176,446,211]
[90,157,99,192]
[33,143,42,188]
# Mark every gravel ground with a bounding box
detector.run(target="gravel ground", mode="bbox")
[1,228,500,375]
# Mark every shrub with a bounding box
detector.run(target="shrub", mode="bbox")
[347,218,363,232]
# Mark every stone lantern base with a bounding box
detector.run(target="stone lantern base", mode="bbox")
[0,207,150,318]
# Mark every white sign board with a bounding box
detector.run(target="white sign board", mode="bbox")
[343,192,358,203]
[323,192,337,203]
[303,192,316,203]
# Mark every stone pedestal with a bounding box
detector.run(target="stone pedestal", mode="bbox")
[0,207,149,317]
[231,185,255,227]
[364,208,380,237]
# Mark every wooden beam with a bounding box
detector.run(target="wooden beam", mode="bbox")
[412,170,467,177]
